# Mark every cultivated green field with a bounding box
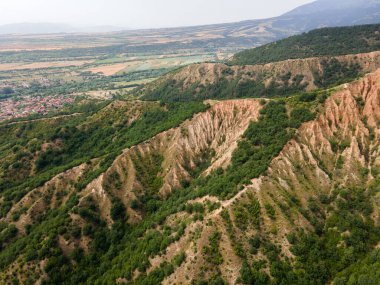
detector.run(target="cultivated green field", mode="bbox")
[0,32,234,122]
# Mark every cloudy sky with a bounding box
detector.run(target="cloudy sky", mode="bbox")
[0,0,314,28]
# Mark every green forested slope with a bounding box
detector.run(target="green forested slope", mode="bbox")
[232,24,380,65]
[0,93,323,284]
[0,100,207,217]
[1,22,380,285]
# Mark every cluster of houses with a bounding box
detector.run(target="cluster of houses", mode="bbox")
[0,95,74,122]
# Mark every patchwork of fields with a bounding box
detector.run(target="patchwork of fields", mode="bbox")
[0,32,234,122]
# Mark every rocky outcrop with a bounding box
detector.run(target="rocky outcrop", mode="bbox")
[2,99,262,233]
[251,70,380,243]
[150,69,380,284]
[81,99,262,223]
[5,69,380,284]
[0,99,263,283]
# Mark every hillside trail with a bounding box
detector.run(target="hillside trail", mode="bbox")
[0,112,82,126]
[199,177,263,219]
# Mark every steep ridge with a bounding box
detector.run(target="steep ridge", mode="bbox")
[0,99,263,283]
[79,99,262,224]
[4,161,95,233]
[145,70,380,284]
[2,68,380,285]
[177,51,380,87]
[142,51,380,102]
[1,99,261,235]
[252,69,380,243]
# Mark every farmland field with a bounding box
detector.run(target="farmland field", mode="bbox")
[0,30,238,122]
[0,18,291,122]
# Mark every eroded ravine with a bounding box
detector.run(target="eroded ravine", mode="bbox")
[151,70,380,284]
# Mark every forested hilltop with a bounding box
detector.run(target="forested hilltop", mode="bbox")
[141,51,380,102]
[140,23,380,103]
[232,24,380,65]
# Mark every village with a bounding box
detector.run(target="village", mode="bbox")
[0,94,74,122]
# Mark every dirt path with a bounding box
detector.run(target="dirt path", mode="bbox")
[0,113,82,126]
[188,177,263,220]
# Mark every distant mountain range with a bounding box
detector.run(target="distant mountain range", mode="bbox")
[280,0,380,30]
[0,23,127,35]
[184,0,380,46]
[0,0,380,37]
[0,0,380,57]
[118,0,380,51]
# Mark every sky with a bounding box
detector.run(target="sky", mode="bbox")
[0,0,314,29]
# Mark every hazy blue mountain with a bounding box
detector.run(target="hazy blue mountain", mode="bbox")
[285,0,380,16]
[123,0,380,48]
[0,0,379,49]
[277,0,380,30]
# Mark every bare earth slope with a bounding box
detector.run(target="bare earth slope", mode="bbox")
[3,69,380,284]
[144,70,380,284]
[80,99,262,224]
[2,99,262,232]
[0,99,262,283]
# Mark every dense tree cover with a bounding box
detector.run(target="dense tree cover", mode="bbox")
[238,186,380,285]
[232,23,380,65]
[1,71,378,284]
[0,224,17,250]
[289,187,379,284]
[0,87,14,100]
[0,95,319,284]
[334,249,380,285]
[0,100,207,217]
[143,55,361,103]
[313,59,361,88]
